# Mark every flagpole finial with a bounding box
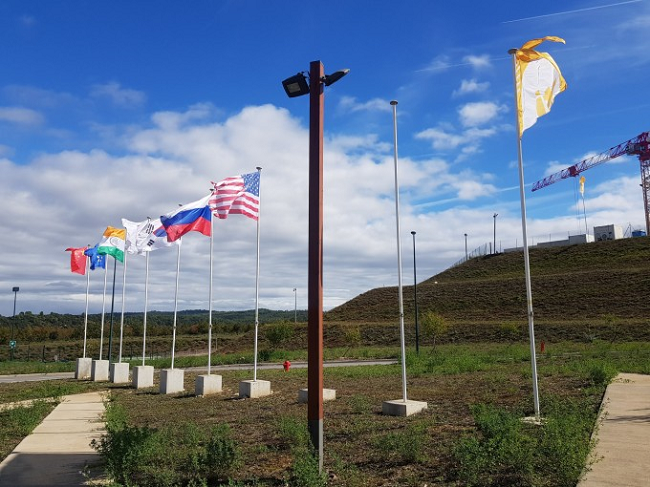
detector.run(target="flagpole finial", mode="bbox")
[256,166,262,171]
[390,100,398,106]
[508,48,517,55]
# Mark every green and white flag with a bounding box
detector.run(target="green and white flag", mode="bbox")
[97,226,126,262]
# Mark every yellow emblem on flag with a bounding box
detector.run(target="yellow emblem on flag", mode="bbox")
[513,36,567,138]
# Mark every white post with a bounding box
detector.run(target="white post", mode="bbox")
[510,49,541,419]
[391,100,408,402]
[253,167,262,381]
[118,250,127,362]
[208,218,214,374]
[82,251,90,358]
[171,240,182,369]
[99,264,108,359]
[141,252,150,366]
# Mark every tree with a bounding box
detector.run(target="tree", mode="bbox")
[420,310,449,352]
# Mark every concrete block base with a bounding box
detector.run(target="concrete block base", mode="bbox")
[75,357,93,380]
[160,368,185,394]
[382,399,428,417]
[298,388,337,403]
[239,379,271,398]
[110,362,130,384]
[91,359,109,382]
[133,365,154,389]
[195,374,223,396]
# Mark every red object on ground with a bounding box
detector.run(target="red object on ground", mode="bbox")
[283,360,291,372]
[540,341,546,353]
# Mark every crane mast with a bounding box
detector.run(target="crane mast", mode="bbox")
[531,131,650,234]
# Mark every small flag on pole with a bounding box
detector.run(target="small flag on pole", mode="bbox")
[160,195,212,242]
[84,244,107,270]
[209,171,260,221]
[579,176,585,196]
[65,247,87,275]
[513,36,567,137]
[97,226,126,262]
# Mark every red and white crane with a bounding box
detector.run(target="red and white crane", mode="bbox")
[531,131,650,234]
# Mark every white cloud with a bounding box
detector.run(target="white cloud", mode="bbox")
[453,79,490,97]
[0,106,44,126]
[90,81,146,107]
[458,102,507,127]
[462,54,492,70]
[338,96,392,113]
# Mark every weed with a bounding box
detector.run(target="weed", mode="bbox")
[373,423,428,464]
[275,415,310,450]
[288,446,327,487]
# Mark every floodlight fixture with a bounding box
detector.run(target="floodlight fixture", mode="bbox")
[282,72,310,97]
[321,69,350,86]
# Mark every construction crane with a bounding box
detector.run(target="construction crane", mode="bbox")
[531,131,650,234]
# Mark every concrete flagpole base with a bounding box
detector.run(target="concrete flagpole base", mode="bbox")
[132,365,154,389]
[91,359,109,382]
[75,357,93,380]
[195,374,222,396]
[298,388,336,403]
[110,362,130,384]
[238,379,271,398]
[160,368,185,394]
[382,399,428,417]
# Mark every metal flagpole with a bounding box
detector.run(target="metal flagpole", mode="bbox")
[171,239,182,369]
[509,49,541,419]
[107,257,118,364]
[391,100,408,402]
[208,217,214,375]
[82,249,90,358]
[118,250,127,362]
[99,263,108,359]
[253,167,262,381]
[141,251,150,366]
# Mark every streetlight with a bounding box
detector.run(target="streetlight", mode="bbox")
[410,232,419,354]
[282,61,349,472]
[493,213,498,254]
[293,288,297,323]
[11,287,19,360]
[464,233,468,260]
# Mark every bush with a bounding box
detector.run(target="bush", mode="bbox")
[420,310,449,350]
[264,322,294,349]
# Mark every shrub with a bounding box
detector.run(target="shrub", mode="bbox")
[420,310,449,350]
[265,322,294,349]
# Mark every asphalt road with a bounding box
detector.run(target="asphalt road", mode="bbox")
[0,359,398,384]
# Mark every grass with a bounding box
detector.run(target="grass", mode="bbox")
[0,400,57,460]
[81,340,648,486]
[1,340,648,485]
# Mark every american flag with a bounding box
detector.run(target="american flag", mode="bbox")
[209,171,260,221]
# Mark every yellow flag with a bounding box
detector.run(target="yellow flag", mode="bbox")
[514,36,567,138]
[579,176,585,196]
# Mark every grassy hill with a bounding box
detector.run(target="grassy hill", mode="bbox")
[325,237,650,342]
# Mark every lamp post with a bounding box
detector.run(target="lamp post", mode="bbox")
[410,231,419,354]
[464,233,468,260]
[11,287,19,360]
[293,288,297,323]
[282,61,349,472]
[493,213,498,254]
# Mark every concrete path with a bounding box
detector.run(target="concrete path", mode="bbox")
[579,373,650,487]
[0,391,106,486]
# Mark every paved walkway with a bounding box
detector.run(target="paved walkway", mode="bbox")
[578,373,650,486]
[0,392,106,486]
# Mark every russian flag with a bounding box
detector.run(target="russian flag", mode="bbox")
[160,195,212,242]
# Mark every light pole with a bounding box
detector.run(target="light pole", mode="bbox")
[464,233,468,260]
[293,288,297,323]
[411,232,419,354]
[493,213,498,254]
[282,61,349,472]
[11,287,19,360]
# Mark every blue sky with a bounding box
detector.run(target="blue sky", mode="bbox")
[1,1,648,316]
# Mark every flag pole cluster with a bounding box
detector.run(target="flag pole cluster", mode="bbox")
[64,170,262,366]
